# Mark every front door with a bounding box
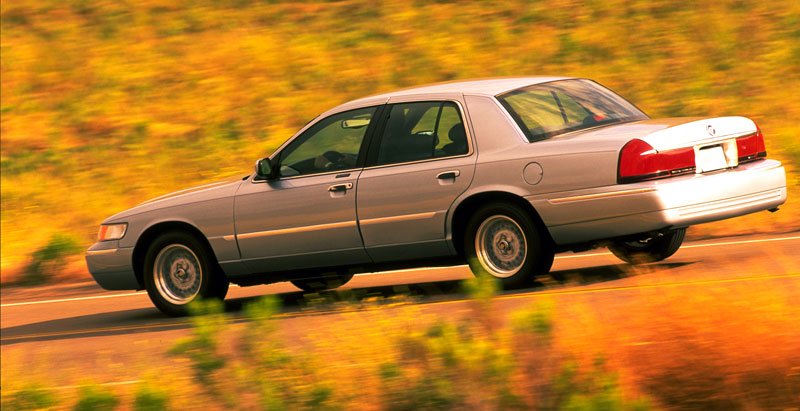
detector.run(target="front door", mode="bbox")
[356,100,477,262]
[234,106,379,274]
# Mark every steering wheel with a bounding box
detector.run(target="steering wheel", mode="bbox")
[314,151,345,170]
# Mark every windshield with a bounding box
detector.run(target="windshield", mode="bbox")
[497,79,648,142]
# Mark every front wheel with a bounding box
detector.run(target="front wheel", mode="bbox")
[143,232,229,316]
[464,203,554,289]
[608,228,686,265]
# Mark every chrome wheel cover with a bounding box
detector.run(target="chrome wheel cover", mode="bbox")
[153,244,202,305]
[475,215,527,278]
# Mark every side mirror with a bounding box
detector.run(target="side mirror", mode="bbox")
[255,157,275,180]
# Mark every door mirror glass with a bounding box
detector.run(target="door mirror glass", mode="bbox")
[255,157,274,180]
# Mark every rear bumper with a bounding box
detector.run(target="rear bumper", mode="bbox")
[85,242,139,290]
[531,159,787,245]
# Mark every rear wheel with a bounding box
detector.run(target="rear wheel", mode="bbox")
[464,203,554,289]
[291,271,354,293]
[608,228,686,264]
[143,232,229,316]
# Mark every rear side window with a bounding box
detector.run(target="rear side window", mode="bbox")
[375,101,468,165]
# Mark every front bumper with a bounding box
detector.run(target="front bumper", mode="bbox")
[85,241,139,290]
[531,159,787,245]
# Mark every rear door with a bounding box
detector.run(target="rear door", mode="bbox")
[356,97,477,262]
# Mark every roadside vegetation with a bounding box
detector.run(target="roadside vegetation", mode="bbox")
[3,272,799,410]
[2,0,799,282]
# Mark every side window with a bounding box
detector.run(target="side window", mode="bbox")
[376,101,467,165]
[278,107,376,177]
[434,103,468,156]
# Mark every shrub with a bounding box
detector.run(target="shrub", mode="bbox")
[22,234,82,285]
[72,384,119,411]
[169,299,228,403]
[133,382,170,411]
[1,385,57,410]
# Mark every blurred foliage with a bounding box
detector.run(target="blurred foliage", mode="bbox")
[557,358,651,411]
[72,384,119,411]
[0,384,57,411]
[162,285,650,410]
[5,270,800,409]
[2,0,799,275]
[168,299,229,402]
[133,381,170,411]
[21,233,82,284]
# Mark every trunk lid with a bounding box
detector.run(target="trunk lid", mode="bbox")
[563,116,757,151]
[636,116,757,151]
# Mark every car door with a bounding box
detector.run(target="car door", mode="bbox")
[356,98,477,262]
[234,106,380,274]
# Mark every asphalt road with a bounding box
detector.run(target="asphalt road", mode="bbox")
[2,232,799,387]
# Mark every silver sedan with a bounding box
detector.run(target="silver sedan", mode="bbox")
[86,77,787,315]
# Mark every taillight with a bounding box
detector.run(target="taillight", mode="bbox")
[736,127,767,163]
[618,139,696,183]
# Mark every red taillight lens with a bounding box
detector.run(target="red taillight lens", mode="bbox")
[736,127,767,162]
[618,139,696,183]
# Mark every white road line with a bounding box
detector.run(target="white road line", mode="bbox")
[551,235,800,259]
[682,235,800,249]
[1,291,145,307]
[3,234,799,308]
[554,251,612,259]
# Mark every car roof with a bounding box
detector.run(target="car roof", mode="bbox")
[331,76,573,113]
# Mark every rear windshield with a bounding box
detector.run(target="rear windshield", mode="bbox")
[497,79,648,142]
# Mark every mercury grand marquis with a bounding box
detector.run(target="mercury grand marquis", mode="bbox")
[86,77,788,315]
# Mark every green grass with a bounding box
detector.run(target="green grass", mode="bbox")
[2,0,798,277]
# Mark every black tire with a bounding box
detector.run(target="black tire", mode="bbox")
[608,228,686,265]
[464,203,554,289]
[291,271,354,293]
[143,232,229,316]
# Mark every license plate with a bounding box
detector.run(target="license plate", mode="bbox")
[696,145,728,173]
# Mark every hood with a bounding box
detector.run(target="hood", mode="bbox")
[103,177,245,222]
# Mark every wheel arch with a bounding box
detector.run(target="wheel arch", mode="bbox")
[132,220,220,289]
[448,190,553,257]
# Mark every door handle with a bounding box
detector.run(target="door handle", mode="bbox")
[436,170,460,180]
[328,183,353,192]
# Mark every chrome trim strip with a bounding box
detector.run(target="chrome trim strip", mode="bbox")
[360,211,439,225]
[548,188,656,204]
[222,235,236,241]
[86,248,118,256]
[237,220,357,240]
